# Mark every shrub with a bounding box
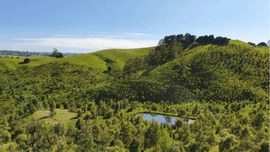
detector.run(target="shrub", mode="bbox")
[1,131,11,143]
[178,109,186,116]
[55,52,64,58]
[213,36,229,45]
[259,140,269,152]
[64,102,70,109]
[252,112,265,129]
[77,110,82,117]
[219,136,238,152]
[175,118,184,128]
[56,103,61,108]
[257,42,268,47]
[151,104,158,111]
[24,58,30,63]
[248,42,256,46]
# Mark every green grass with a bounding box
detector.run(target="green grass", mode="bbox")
[0,47,155,71]
[210,145,219,152]
[0,56,56,70]
[32,109,77,125]
[92,47,156,70]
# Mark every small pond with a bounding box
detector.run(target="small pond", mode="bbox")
[136,113,195,125]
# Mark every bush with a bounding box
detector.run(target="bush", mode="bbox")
[248,42,256,46]
[175,118,184,127]
[24,58,30,63]
[151,104,158,111]
[219,136,238,152]
[257,42,268,47]
[28,103,36,114]
[213,37,229,45]
[195,35,214,44]
[1,130,11,143]
[56,103,61,109]
[54,123,65,136]
[64,102,70,109]
[77,110,82,117]
[55,52,64,58]
[259,140,269,152]
[178,109,186,116]
[252,112,265,129]
[53,48,64,58]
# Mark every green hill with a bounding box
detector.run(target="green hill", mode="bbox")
[100,40,269,103]
[0,40,269,151]
[0,47,155,71]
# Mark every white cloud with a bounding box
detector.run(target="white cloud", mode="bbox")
[53,34,76,37]
[124,33,149,36]
[17,37,157,49]
[9,37,157,53]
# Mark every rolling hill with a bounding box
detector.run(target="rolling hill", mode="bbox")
[0,47,155,71]
[0,39,269,151]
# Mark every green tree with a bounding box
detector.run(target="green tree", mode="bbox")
[1,130,11,143]
[15,134,28,151]
[175,118,184,128]
[24,58,30,63]
[77,124,94,152]
[28,103,36,114]
[240,127,250,139]
[54,123,65,136]
[159,128,172,152]
[252,112,265,129]
[76,119,82,130]
[206,131,216,146]
[219,136,238,152]
[144,120,161,149]
[53,48,64,58]
[50,101,56,117]
[92,123,102,142]
[259,140,269,152]
[129,138,142,152]
[63,102,69,109]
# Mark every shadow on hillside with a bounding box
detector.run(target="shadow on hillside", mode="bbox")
[21,113,31,119]
[40,116,51,119]
[189,44,200,50]
[18,62,28,64]
[140,66,157,77]
[70,116,79,120]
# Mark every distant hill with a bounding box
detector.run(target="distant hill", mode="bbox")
[0,47,155,70]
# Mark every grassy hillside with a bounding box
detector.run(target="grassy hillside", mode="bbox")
[91,47,156,70]
[144,40,269,102]
[0,47,155,71]
[0,40,269,151]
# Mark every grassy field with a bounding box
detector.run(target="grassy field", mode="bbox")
[0,47,155,70]
[92,47,156,70]
[32,109,77,125]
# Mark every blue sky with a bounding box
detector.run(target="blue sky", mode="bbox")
[0,0,269,53]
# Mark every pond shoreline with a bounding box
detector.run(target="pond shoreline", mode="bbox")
[133,110,197,120]
[135,113,196,125]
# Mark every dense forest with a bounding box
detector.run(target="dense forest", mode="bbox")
[0,34,269,151]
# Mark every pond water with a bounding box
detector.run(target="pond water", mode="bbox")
[137,113,195,125]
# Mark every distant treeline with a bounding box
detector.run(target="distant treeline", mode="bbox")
[0,50,80,57]
[161,33,268,47]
